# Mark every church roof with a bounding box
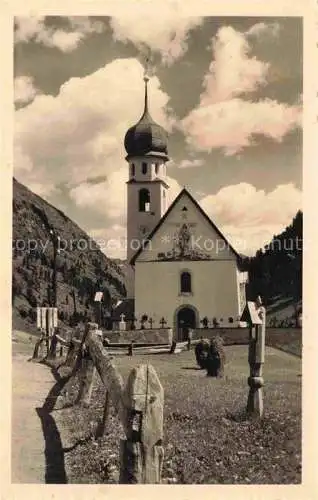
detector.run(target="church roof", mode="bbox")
[124,76,169,160]
[130,188,242,265]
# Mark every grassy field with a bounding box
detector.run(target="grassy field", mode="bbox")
[57,345,301,484]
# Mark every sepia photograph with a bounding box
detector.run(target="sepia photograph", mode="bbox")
[9,9,305,488]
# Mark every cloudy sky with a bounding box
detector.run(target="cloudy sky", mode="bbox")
[14,14,302,259]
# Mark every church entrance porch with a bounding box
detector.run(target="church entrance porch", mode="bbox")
[175,306,198,341]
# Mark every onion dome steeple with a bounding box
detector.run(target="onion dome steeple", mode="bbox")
[124,72,169,161]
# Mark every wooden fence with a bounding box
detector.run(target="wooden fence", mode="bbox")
[31,304,268,483]
[51,322,164,484]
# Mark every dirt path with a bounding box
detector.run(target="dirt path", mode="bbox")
[11,350,56,483]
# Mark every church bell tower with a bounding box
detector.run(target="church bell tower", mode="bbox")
[124,71,170,297]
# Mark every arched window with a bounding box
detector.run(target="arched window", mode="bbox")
[139,188,151,212]
[180,271,192,293]
[142,162,147,175]
[131,163,135,177]
[155,163,159,175]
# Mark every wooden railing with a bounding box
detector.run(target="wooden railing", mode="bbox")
[53,323,165,484]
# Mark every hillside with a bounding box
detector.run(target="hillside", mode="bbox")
[12,178,126,333]
[242,211,303,326]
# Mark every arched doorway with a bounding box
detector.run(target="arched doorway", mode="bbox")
[176,306,197,341]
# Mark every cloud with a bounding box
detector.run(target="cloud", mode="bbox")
[69,169,181,222]
[182,98,302,155]
[110,3,203,65]
[26,182,59,198]
[14,76,39,105]
[180,25,302,155]
[14,16,105,52]
[199,182,302,255]
[201,26,270,105]
[166,175,182,205]
[89,224,127,260]
[69,168,128,220]
[178,158,204,169]
[246,22,280,38]
[14,57,174,208]
[85,172,181,259]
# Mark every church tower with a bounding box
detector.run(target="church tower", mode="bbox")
[124,73,170,296]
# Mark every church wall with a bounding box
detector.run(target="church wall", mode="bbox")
[134,259,241,329]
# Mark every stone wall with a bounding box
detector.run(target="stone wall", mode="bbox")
[193,327,302,355]
[102,326,302,355]
[103,328,173,345]
[193,327,249,344]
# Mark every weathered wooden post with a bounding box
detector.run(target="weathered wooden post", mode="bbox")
[76,328,103,407]
[241,297,266,418]
[169,340,177,354]
[94,291,103,326]
[120,364,164,484]
[32,306,48,359]
[58,322,165,482]
[128,341,133,356]
[47,307,59,359]
[96,391,110,438]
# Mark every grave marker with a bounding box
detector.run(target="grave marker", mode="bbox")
[119,313,126,331]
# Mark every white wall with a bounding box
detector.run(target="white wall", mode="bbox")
[135,260,241,329]
[137,190,235,262]
[127,178,169,262]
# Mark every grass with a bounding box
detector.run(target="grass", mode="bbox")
[266,331,302,357]
[57,345,301,484]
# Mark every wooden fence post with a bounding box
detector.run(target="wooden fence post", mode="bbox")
[32,332,45,359]
[96,391,110,438]
[61,323,165,483]
[120,364,164,484]
[74,326,102,407]
[86,323,126,424]
[76,358,96,407]
[243,298,266,418]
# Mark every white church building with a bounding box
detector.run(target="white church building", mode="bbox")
[116,73,248,339]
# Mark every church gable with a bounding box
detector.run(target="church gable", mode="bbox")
[133,189,239,263]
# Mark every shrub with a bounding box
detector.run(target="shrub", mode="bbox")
[194,338,210,369]
[18,306,28,318]
[201,316,209,328]
[206,336,226,377]
[28,308,37,322]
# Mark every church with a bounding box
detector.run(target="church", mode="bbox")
[114,72,248,339]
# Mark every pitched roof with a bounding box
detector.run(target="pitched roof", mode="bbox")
[130,188,241,265]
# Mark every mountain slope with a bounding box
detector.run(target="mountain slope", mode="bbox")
[12,177,126,333]
[242,211,302,325]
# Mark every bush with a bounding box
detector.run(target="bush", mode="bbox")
[194,338,210,369]
[206,336,226,377]
[28,308,37,322]
[26,287,38,307]
[18,306,28,318]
